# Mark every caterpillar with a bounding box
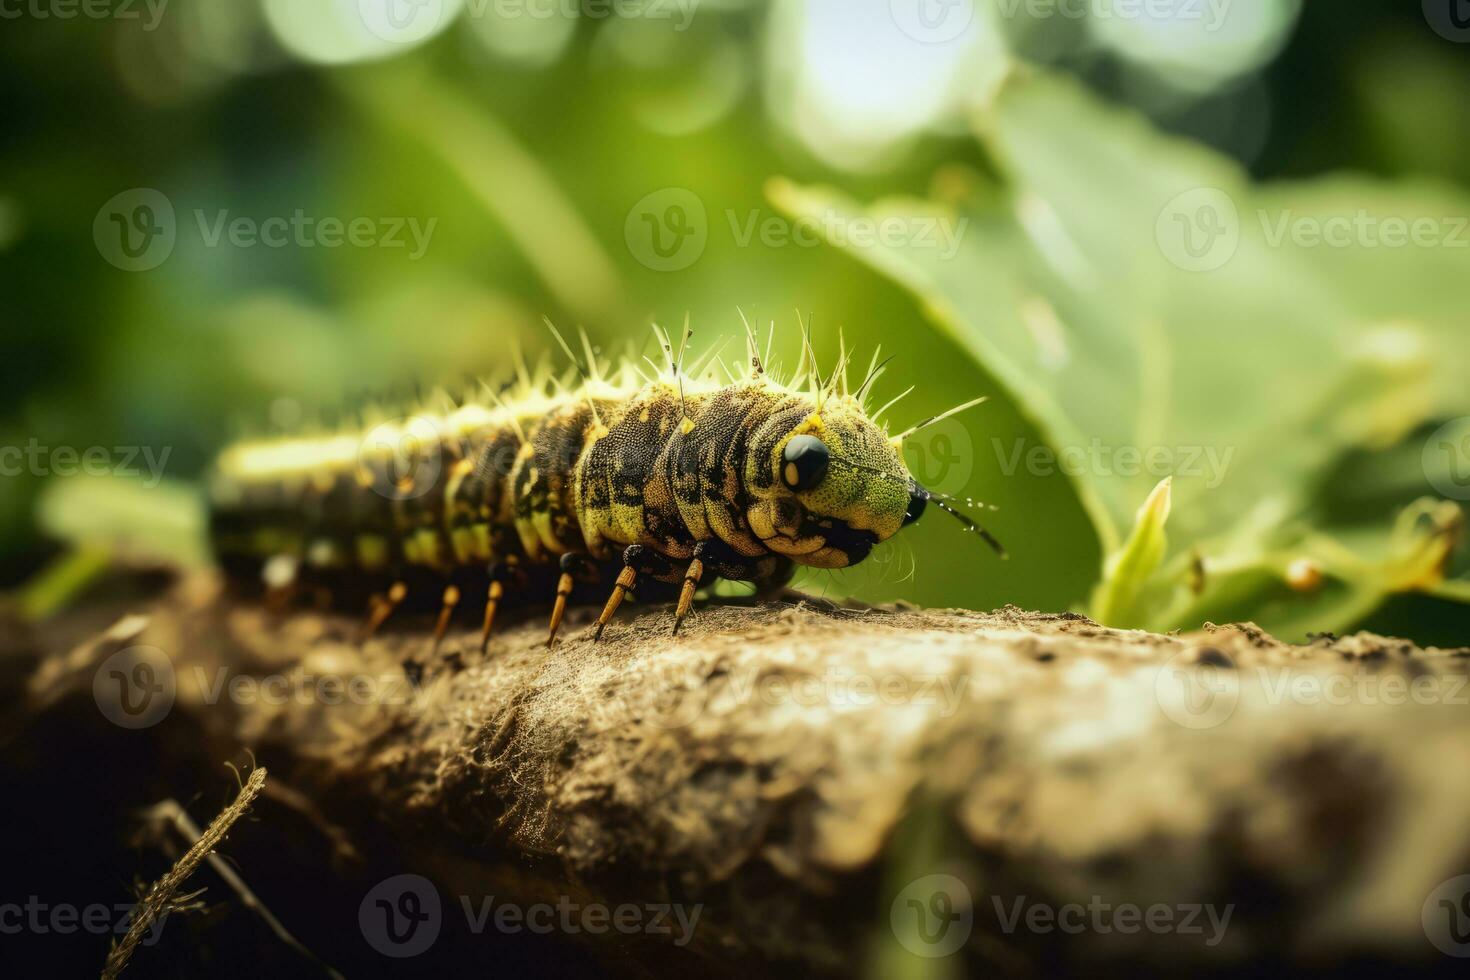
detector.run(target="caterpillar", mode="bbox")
[208,319,1002,652]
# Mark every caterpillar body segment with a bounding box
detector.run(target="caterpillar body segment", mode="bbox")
[209,336,984,646]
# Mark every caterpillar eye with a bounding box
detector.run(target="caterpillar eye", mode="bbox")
[781,435,829,492]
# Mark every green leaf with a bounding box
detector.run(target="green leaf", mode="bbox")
[1430,578,1470,604]
[36,473,208,571]
[1090,477,1172,629]
[17,546,113,621]
[770,71,1470,636]
[1148,499,1466,638]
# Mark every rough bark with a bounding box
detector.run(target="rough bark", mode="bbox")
[13,571,1470,976]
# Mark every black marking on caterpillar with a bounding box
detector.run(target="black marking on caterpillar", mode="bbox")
[208,318,1003,650]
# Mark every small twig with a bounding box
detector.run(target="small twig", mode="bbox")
[139,794,347,979]
[102,767,268,980]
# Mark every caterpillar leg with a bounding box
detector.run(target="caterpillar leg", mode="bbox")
[358,580,407,643]
[669,545,794,635]
[594,566,638,642]
[593,544,674,642]
[429,583,461,657]
[547,553,598,649]
[672,548,707,636]
[479,559,521,653]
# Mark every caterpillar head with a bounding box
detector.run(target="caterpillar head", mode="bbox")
[745,402,920,568]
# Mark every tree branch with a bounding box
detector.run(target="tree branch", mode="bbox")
[20,574,1470,976]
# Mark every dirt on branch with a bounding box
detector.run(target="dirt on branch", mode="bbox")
[9,571,1470,977]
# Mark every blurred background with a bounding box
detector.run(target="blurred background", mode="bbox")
[2,0,1468,643]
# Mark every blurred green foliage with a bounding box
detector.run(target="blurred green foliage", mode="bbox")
[776,70,1470,637]
[1,0,1467,642]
